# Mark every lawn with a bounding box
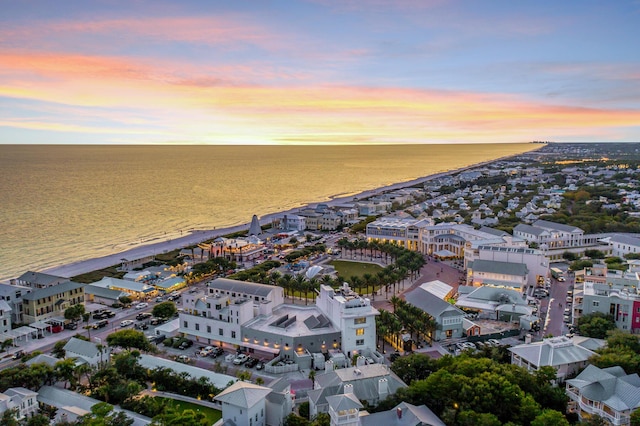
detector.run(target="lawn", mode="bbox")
[329,260,383,281]
[156,397,222,424]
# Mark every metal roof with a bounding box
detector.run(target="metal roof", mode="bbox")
[509,336,598,368]
[360,401,446,426]
[63,337,106,359]
[566,365,640,412]
[214,381,272,409]
[22,281,85,301]
[471,259,528,276]
[405,287,464,319]
[209,278,277,298]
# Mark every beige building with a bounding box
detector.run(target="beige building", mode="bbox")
[22,281,85,324]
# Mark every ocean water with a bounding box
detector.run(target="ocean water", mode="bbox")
[0,144,535,280]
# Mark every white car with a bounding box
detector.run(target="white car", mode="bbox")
[199,346,214,356]
[120,320,134,327]
[135,302,149,310]
[233,354,248,365]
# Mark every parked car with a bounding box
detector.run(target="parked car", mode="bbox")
[120,320,134,327]
[178,339,193,350]
[93,319,109,329]
[199,346,215,356]
[136,312,152,321]
[103,310,116,318]
[389,352,401,362]
[244,357,259,368]
[12,350,25,360]
[255,360,265,370]
[135,323,148,330]
[487,339,501,347]
[564,315,571,323]
[150,318,165,326]
[155,297,164,303]
[64,322,78,330]
[135,302,149,310]
[176,355,190,364]
[210,347,224,358]
[92,310,107,320]
[233,354,248,365]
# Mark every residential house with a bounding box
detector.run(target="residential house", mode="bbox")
[566,365,640,425]
[22,281,85,324]
[63,337,110,366]
[326,393,362,426]
[360,401,446,426]
[509,336,605,381]
[0,300,11,335]
[15,271,68,289]
[0,283,31,324]
[213,381,272,426]
[404,281,464,341]
[0,387,38,420]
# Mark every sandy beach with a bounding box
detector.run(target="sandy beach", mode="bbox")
[43,151,529,279]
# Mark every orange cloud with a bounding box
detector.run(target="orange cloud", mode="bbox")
[1,50,640,145]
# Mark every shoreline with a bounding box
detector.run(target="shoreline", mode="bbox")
[39,148,539,280]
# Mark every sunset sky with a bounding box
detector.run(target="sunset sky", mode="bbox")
[1,0,639,145]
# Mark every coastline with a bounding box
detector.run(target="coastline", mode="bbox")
[41,148,538,280]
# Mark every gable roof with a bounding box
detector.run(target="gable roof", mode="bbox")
[513,223,548,237]
[405,287,463,319]
[63,337,104,359]
[84,285,127,300]
[17,271,67,286]
[214,381,272,409]
[326,393,362,412]
[508,336,599,368]
[22,281,85,301]
[567,365,640,412]
[533,219,583,234]
[360,401,446,426]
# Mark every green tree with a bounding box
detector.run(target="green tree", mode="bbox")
[25,414,52,426]
[106,329,153,351]
[55,358,78,389]
[64,304,86,323]
[77,401,134,426]
[52,339,67,358]
[630,409,640,426]
[0,408,20,426]
[531,409,570,426]
[152,301,177,319]
[284,413,310,426]
[298,401,310,419]
[150,404,207,426]
[577,312,616,338]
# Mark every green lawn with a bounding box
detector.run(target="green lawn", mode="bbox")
[329,260,383,280]
[157,397,222,424]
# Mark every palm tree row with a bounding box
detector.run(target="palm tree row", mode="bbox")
[376,299,436,353]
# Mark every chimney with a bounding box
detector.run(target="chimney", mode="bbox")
[344,383,354,395]
[397,407,402,419]
[378,378,389,400]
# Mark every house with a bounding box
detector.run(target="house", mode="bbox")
[404,282,464,341]
[213,381,272,426]
[0,300,12,335]
[0,283,32,324]
[22,281,85,324]
[467,259,528,291]
[326,393,362,426]
[308,364,406,418]
[509,336,605,381]
[83,285,128,306]
[360,401,446,426]
[91,277,155,300]
[566,365,640,425]
[456,286,532,322]
[15,271,68,288]
[63,337,110,366]
[0,387,38,420]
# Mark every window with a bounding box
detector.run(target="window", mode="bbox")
[195,324,200,331]
[593,301,599,307]
[207,325,211,333]
[354,317,366,324]
[355,328,365,336]
[231,331,236,339]
[219,328,224,336]
[184,321,188,328]
[356,339,364,346]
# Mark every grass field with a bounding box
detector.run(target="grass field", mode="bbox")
[329,260,383,280]
[157,397,222,424]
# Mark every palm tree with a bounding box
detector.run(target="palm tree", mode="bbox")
[294,275,306,302]
[270,271,282,286]
[362,273,373,297]
[279,274,293,298]
[390,295,401,313]
[308,277,319,304]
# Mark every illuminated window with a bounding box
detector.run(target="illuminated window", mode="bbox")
[354,317,366,324]
[356,328,365,336]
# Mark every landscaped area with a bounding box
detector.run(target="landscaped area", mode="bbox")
[329,260,383,281]
[155,397,222,424]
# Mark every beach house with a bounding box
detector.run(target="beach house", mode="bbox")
[22,281,85,325]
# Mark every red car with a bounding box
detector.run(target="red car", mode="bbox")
[51,325,63,333]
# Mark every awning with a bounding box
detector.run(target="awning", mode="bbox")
[434,249,456,258]
[496,304,532,315]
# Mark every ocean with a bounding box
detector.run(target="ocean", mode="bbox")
[0,144,536,280]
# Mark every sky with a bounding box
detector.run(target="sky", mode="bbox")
[1,0,639,145]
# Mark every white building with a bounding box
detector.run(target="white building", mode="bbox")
[467,259,529,291]
[0,284,31,324]
[214,381,272,426]
[470,245,549,287]
[0,387,38,420]
[315,284,379,358]
[63,337,111,367]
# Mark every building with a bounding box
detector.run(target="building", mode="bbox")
[83,285,128,306]
[326,393,362,426]
[213,381,272,426]
[0,387,38,421]
[467,259,529,291]
[360,401,446,426]
[90,277,155,300]
[404,281,464,341]
[605,234,640,258]
[0,300,12,335]
[366,217,429,251]
[469,245,549,287]
[22,281,85,324]
[0,283,32,324]
[566,365,640,425]
[15,271,68,289]
[63,337,110,366]
[509,336,605,381]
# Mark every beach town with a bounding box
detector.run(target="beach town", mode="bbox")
[2,142,640,425]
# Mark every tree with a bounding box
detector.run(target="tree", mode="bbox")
[106,329,153,351]
[577,312,616,338]
[150,404,207,426]
[0,408,20,426]
[55,358,78,389]
[24,414,52,426]
[531,409,570,426]
[77,401,134,426]
[630,409,640,426]
[52,339,67,358]
[152,301,177,319]
[64,304,86,323]
[119,295,133,305]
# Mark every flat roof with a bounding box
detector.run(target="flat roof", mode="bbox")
[244,304,339,337]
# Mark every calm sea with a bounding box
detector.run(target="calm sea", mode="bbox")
[0,144,535,280]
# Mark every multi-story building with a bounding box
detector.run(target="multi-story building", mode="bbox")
[180,279,379,363]
[468,245,548,287]
[0,283,31,324]
[566,365,640,425]
[14,271,68,289]
[0,387,38,420]
[22,281,85,324]
[0,300,11,335]
[366,217,430,251]
[605,234,640,258]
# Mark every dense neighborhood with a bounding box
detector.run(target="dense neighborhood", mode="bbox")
[3,143,640,425]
